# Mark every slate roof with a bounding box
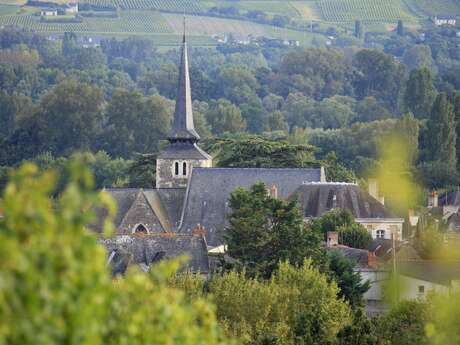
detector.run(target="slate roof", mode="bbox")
[158,142,211,160]
[168,34,199,142]
[291,183,394,219]
[328,245,370,268]
[92,188,177,234]
[102,234,209,276]
[157,188,187,230]
[398,261,460,285]
[439,190,460,206]
[179,167,324,247]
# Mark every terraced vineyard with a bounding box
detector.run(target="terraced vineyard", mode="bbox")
[82,0,206,12]
[403,0,460,16]
[0,10,173,33]
[317,0,418,23]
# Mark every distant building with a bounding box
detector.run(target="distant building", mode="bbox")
[433,16,457,26]
[63,3,78,14]
[40,8,58,16]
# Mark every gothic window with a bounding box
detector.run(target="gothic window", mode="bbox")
[182,162,187,176]
[133,224,148,235]
[174,162,179,176]
[376,229,385,239]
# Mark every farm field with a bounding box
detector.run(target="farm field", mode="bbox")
[403,0,460,16]
[316,0,418,23]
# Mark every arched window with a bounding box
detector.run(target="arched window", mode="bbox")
[134,224,148,235]
[174,162,179,176]
[182,162,187,176]
[376,230,385,239]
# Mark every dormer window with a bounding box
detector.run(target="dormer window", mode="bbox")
[133,224,148,235]
[183,162,187,176]
[376,229,385,239]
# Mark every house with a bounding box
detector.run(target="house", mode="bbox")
[92,31,401,275]
[62,3,78,14]
[40,8,58,16]
[433,16,457,26]
[291,182,404,240]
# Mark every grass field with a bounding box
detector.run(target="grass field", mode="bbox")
[403,0,460,16]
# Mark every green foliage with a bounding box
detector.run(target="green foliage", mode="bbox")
[403,68,436,118]
[376,300,429,345]
[426,93,457,168]
[225,182,324,278]
[337,308,377,345]
[322,152,357,183]
[205,99,246,135]
[311,209,372,249]
[328,251,370,310]
[209,260,351,345]
[205,135,316,169]
[0,161,234,345]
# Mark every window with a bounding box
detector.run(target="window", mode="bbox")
[418,285,425,294]
[133,224,148,235]
[376,229,385,239]
[182,162,187,176]
[174,162,179,176]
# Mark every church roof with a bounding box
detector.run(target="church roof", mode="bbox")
[168,33,199,142]
[179,167,324,246]
[291,183,394,219]
[102,234,209,275]
[158,142,211,160]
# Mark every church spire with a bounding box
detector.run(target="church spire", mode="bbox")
[168,19,200,142]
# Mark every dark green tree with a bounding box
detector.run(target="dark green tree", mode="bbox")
[204,135,315,168]
[403,68,436,118]
[205,99,246,135]
[396,20,404,36]
[426,93,457,167]
[452,92,460,166]
[225,182,324,278]
[328,251,370,310]
[354,20,363,38]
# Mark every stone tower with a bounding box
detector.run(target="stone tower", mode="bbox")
[156,30,212,189]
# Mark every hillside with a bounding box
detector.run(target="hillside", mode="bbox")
[0,0,459,45]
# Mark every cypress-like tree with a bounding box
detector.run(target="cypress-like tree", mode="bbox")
[396,19,404,36]
[452,91,460,166]
[354,20,363,38]
[426,93,457,167]
[403,68,436,118]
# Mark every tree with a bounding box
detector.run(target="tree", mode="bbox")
[205,99,246,135]
[328,251,370,310]
[403,68,436,118]
[311,209,372,249]
[38,80,103,155]
[209,261,351,345]
[396,113,419,164]
[354,20,363,39]
[103,89,171,158]
[402,45,435,72]
[0,161,233,345]
[377,300,429,345]
[452,92,460,166]
[353,49,405,111]
[396,20,404,36]
[204,135,315,168]
[226,182,324,278]
[313,96,356,129]
[338,308,377,345]
[355,96,391,123]
[425,93,457,167]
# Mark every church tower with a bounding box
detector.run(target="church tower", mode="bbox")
[156,29,212,189]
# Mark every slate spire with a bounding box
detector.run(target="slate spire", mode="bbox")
[168,18,200,142]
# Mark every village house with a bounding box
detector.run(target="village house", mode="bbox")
[432,15,457,26]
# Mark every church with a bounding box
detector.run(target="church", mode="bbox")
[93,34,404,275]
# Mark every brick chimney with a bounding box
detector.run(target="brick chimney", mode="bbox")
[428,191,438,208]
[367,251,377,267]
[326,231,338,247]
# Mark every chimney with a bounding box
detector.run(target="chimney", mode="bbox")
[367,251,377,267]
[428,191,438,208]
[326,231,338,247]
[368,178,384,205]
[270,184,278,199]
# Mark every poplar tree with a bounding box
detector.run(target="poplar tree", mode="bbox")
[426,93,457,167]
[404,68,436,118]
